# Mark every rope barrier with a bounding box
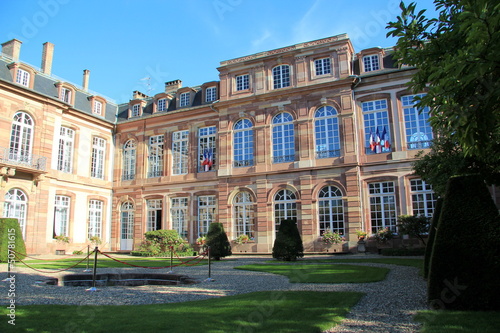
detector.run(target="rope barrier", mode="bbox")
[12,245,90,261]
[98,250,207,269]
[174,250,208,266]
[13,250,94,274]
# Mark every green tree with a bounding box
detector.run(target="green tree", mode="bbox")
[0,218,26,262]
[272,218,304,261]
[397,214,430,245]
[387,0,500,166]
[205,223,232,260]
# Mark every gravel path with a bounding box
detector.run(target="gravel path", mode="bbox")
[0,254,427,332]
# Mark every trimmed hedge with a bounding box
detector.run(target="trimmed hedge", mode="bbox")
[0,218,26,262]
[423,197,443,279]
[428,175,500,311]
[272,218,304,261]
[205,223,232,260]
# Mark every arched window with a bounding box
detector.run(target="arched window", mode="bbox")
[274,189,297,233]
[233,192,254,238]
[122,140,136,180]
[318,186,344,235]
[272,112,295,163]
[314,106,340,158]
[3,189,28,238]
[9,112,34,164]
[233,119,254,167]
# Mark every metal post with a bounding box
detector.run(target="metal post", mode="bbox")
[204,246,214,282]
[86,247,99,292]
[83,245,91,272]
[168,246,173,274]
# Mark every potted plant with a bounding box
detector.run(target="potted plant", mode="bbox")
[356,229,368,241]
[54,235,70,255]
[234,234,251,245]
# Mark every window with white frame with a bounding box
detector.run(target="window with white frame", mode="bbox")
[315,58,331,76]
[274,189,297,234]
[369,182,397,233]
[199,126,216,172]
[171,197,188,238]
[157,98,167,112]
[206,87,217,102]
[410,179,437,217]
[146,199,162,232]
[403,94,433,149]
[233,119,254,167]
[3,188,28,238]
[120,202,134,240]
[315,106,340,158]
[198,195,216,236]
[234,192,254,238]
[273,65,290,89]
[363,99,391,154]
[131,104,141,117]
[363,54,380,72]
[148,135,164,178]
[57,127,74,173]
[272,112,295,163]
[91,137,105,179]
[60,87,72,103]
[16,68,29,87]
[54,195,70,238]
[9,112,33,164]
[88,199,103,239]
[179,92,190,107]
[93,100,103,116]
[318,186,344,235]
[172,130,189,175]
[236,74,249,91]
[122,140,136,180]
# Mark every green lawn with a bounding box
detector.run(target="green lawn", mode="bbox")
[415,310,500,332]
[0,291,363,333]
[235,263,389,283]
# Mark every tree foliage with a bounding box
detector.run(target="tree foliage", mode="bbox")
[272,218,304,261]
[397,214,430,245]
[0,218,26,262]
[205,223,232,260]
[387,0,500,164]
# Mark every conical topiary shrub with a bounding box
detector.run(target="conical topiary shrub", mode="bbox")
[428,175,500,310]
[205,222,232,260]
[272,218,303,261]
[423,197,443,279]
[0,218,26,262]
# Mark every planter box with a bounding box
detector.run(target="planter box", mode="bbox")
[55,249,66,255]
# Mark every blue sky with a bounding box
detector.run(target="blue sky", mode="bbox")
[1,0,437,103]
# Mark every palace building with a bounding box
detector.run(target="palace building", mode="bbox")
[0,34,488,255]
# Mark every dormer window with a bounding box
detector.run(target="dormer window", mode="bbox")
[131,104,141,117]
[16,68,30,87]
[206,87,217,102]
[93,100,103,116]
[157,98,167,112]
[315,58,331,76]
[363,55,380,72]
[60,87,72,103]
[179,92,190,107]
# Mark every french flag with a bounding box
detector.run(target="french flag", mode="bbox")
[202,148,213,171]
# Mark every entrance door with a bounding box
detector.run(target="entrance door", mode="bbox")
[120,202,134,250]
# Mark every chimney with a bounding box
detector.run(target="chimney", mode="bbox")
[1,39,22,61]
[82,69,90,91]
[41,42,54,75]
[132,90,148,99]
[165,79,182,94]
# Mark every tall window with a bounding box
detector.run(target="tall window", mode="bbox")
[88,199,103,239]
[179,93,190,107]
[233,119,254,167]
[363,99,391,154]
[273,65,290,89]
[172,130,189,175]
[403,94,433,149]
[93,100,103,116]
[236,74,249,91]
[9,112,33,164]
[54,195,70,237]
[315,106,340,158]
[148,135,164,178]
[272,112,295,163]
[369,182,397,233]
[120,202,134,241]
[171,197,188,238]
[91,137,105,179]
[57,127,74,173]
[363,55,380,72]
[157,98,167,112]
[122,140,136,181]
[274,189,297,233]
[206,87,217,102]
[198,196,216,236]
[146,199,162,231]
[318,186,344,235]
[60,88,71,103]
[16,68,29,87]
[3,189,28,238]
[315,58,331,76]
[199,126,216,172]
[410,179,437,217]
[234,192,254,238]
[131,104,141,117]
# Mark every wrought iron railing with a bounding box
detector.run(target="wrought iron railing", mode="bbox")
[0,147,47,171]
[273,155,295,163]
[316,150,341,159]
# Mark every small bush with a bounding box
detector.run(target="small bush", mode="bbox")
[0,218,26,262]
[272,218,304,261]
[397,215,430,245]
[134,230,193,257]
[205,223,232,260]
[72,250,84,255]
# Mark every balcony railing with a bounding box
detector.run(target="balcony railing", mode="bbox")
[273,155,295,163]
[407,140,432,150]
[0,147,47,171]
[316,149,341,159]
